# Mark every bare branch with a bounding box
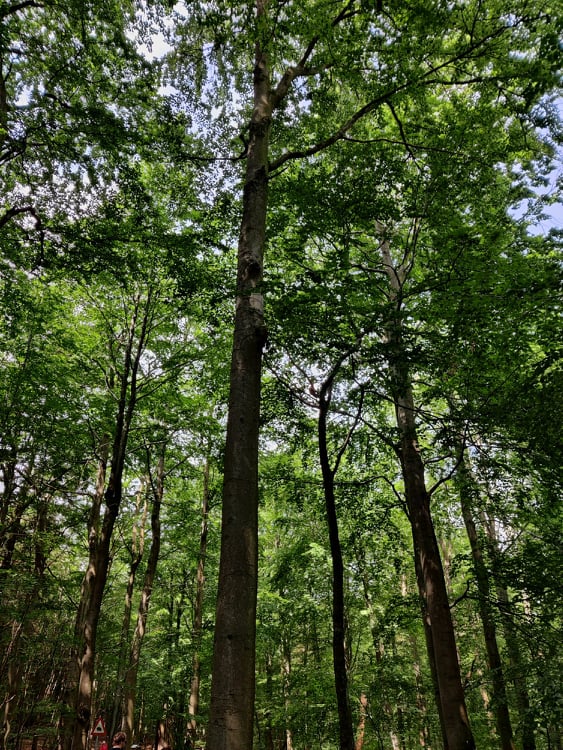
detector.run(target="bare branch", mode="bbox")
[387,101,417,163]
[0,204,42,231]
[0,0,44,18]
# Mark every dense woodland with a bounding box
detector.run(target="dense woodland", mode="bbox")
[0,1,562,750]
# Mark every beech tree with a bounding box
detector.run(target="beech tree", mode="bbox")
[163,1,561,746]
[0,1,561,749]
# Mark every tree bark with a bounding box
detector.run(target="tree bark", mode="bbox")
[378,226,474,750]
[354,694,368,750]
[67,292,152,750]
[205,4,271,748]
[109,480,147,740]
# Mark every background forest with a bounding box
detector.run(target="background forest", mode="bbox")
[0,1,561,750]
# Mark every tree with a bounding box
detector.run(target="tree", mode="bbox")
[1,0,561,747]
[166,2,562,744]
[455,450,515,750]
[122,443,165,748]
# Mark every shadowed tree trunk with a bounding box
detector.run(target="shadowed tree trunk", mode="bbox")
[378,224,474,750]
[456,450,515,750]
[66,291,153,750]
[187,458,211,745]
[110,481,148,741]
[123,445,165,747]
[317,371,356,750]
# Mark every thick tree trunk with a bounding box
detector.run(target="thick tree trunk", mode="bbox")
[187,459,210,744]
[123,449,164,747]
[398,400,473,749]
[412,547,449,750]
[378,227,474,750]
[317,382,355,750]
[456,454,515,750]
[205,4,270,748]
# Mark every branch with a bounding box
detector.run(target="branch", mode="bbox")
[332,384,364,476]
[269,85,406,172]
[271,0,359,110]
[427,450,465,497]
[0,205,42,231]
[387,101,417,162]
[450,579,472,610]
[0,0,44,17]
[269,24,508,173]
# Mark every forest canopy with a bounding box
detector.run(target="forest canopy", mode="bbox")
[0,2,561,750]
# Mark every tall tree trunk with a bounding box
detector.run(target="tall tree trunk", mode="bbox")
[282,637,294,750]
[111,482,148,741]
[205,3,271,747]
[483,515,536,750]
[123,447,164,747]
[456,452,515,750]
[62,436,108,750]
[205,0,332,742]
[187,459,211,744]
[378,226,474,750]
[317,378,355,750]
[67,292,152,750]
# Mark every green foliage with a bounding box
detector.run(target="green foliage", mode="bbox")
[1,0,561,747]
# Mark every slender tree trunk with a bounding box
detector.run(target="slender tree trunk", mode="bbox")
[483,516,536,750]
[378,226,474,750]
[123,447,164,747]
[0,55,8,144]
[456,453,515,750]
[205,4,271,747]
[355,694,368,750]
[355,540,402,747]
[62,436,108,750]
[282,638,294,750]
[317,381,355,750]
[67,292,152,750]
[110,482,148,740]
[187,459,211,744]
